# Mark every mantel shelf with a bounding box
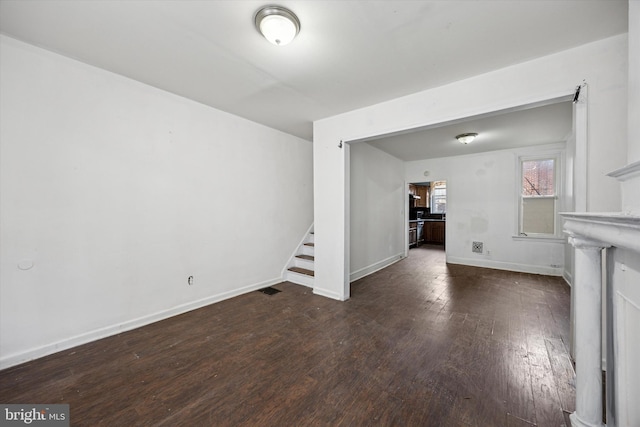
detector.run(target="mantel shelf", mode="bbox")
[562,209,640,426]
[607,159,640,181]
[561,212,640,253]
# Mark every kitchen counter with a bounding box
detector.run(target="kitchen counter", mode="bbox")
[409,219,446,246]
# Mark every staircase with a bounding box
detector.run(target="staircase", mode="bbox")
[284,230,314,287]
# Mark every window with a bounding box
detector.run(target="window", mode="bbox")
[430,182,446,214]
[518,155,559,237]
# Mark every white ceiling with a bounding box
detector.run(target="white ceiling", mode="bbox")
[0,1,628,142]
[366,100,574,161]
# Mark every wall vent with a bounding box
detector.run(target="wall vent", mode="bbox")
[472,242,484,254]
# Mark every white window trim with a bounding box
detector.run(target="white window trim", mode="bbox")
[430,184,446,214]
[513,150,565,241]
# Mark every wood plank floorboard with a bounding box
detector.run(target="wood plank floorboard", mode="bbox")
[0,245,575,426]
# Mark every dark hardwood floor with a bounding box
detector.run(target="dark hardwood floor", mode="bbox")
[0,245,575,426]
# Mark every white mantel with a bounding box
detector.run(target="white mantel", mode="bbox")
[563,212,640,253]
[562,161,640,427]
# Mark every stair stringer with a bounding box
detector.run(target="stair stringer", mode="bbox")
[281,223,314,288]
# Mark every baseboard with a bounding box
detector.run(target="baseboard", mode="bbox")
[313,286,347,301]
[350,253,405,283]
[0,277,283,370]
[446,256,564,276]
[284,270,314,288]
[563,269,573,287]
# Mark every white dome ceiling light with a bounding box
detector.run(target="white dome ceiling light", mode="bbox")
[255,6,300,46]
[456,133,478,144]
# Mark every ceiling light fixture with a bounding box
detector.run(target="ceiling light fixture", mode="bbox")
[456,133,478,144]
[255,5,300,46]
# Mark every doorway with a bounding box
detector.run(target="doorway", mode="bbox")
[345,90,584,303]
[408,181,446,250]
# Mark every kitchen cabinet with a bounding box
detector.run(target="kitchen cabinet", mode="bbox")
[424,221,445,245]
[432,221,445,244]
[415,186,429,208]
[410,185,429,208]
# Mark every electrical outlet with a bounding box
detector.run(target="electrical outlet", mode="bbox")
[188,276,194,285]
[472,241,483,254]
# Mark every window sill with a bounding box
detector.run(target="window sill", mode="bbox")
[512,235,567,243]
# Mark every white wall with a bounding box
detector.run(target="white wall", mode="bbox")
[611,246,640,425]
[349,142,405,282]
[628,1,639,167]
[0,36,313,368]
[314,34,627,301]
[611,6,640,423]
[622,1,640,215]
[406,144,566,276]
